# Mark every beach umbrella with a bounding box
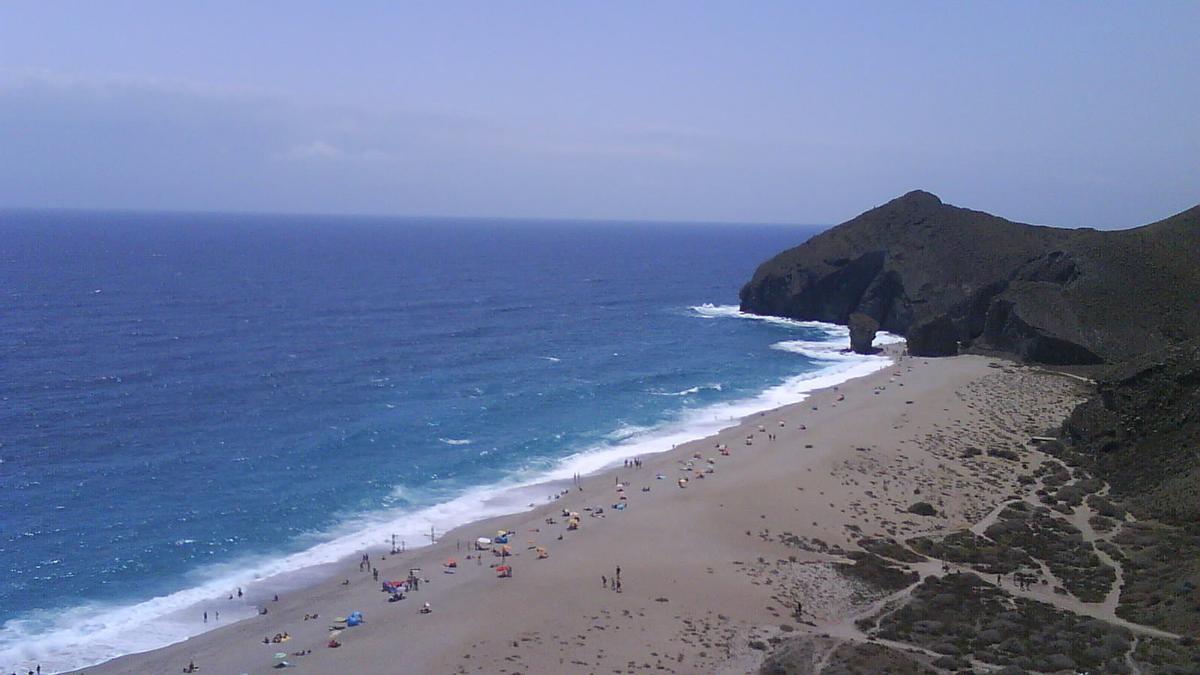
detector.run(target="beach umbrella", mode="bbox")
[274,652,288,660]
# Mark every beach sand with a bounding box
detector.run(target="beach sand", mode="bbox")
[77,349,1088,674]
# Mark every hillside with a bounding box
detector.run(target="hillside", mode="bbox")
[739,191,1200,364]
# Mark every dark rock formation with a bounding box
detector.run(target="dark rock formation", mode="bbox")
[1062,339,1200,524]
[907,315,958,357]
[847,312,879,354]
[739,190,1200,364]
[907,502,937,517]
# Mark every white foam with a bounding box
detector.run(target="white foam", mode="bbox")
[690,303,842,330]
[438,438,473,446]
[0,309,901,674]
[651,383,723,397]
[771,339,865,361]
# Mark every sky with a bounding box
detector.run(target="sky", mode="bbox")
[1,1,1197,228]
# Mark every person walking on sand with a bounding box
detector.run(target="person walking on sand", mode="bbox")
[602,575,607,589]
[203,611,207,623]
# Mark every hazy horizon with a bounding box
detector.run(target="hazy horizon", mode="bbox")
[2,2,1197,229]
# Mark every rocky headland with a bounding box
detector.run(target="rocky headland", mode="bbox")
[739,190,1200,363]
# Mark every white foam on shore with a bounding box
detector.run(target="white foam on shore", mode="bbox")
[0,306,900,674]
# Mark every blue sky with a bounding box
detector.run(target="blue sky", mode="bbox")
[1,1,1197,227]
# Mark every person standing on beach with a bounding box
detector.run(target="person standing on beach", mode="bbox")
[203,611,207,623]
[602,575,607,589]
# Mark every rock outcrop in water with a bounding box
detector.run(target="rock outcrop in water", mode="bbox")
[739,190,1200,364]
[847,313,879,355]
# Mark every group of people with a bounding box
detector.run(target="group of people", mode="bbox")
[1009,572,1039,590]
[601,565,623,592]
[262,631,291,644]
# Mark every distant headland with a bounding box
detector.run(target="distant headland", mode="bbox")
[740,190,1200,364]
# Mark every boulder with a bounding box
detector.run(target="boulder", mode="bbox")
[848,313,880,354]
[908,502,937,517]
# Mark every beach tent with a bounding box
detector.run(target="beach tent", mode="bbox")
[476,537,492,549]
[346,611,364,627]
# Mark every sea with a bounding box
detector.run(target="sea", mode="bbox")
[0,210,895,673]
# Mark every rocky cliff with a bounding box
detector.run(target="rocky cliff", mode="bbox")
[739,191,1200,364]
[1063,339,1200,524]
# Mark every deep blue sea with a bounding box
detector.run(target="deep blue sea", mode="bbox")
[0,210,891,672]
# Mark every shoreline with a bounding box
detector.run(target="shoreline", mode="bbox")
[58,345,1102,674]
[72,344,1092,675]
[20,335,895,674]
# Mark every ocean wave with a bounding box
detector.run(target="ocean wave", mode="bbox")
[603,423,654,442]
[690,304,906,346]
[771,339,865,361]
[690,303,845,331]
[651,383,723,396]
[438,438,473,446]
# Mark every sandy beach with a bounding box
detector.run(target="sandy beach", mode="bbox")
[76,348,1091,674]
